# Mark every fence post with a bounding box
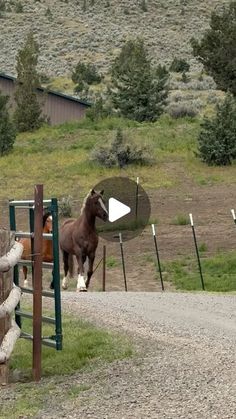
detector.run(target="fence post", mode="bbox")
[119,233,128,292]
[102,245,106,292]
[151,224,164,291]
[0,230,14,385]
[32,185,43,382]
[189,213,205,291]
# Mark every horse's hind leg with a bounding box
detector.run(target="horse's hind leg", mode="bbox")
[86,252,95,289]
[62,251,70,290]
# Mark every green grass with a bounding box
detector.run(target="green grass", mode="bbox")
[1,312,133,417]
[163,251,236,291]
[106,255,119,268]
[10,314,132,378]
[0,115,201,202]
[2,113,236,206]
[170,213,190,225]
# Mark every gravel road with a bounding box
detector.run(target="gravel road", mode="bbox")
[37,291,236,419]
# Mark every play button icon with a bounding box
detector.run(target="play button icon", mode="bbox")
[94,176,151,242]
[109,198,131,222]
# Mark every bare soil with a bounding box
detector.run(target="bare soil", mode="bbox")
[5,182,236,292]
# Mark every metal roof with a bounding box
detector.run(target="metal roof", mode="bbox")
[0,72,91,107]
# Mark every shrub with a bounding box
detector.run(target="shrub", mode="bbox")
[58,196,73,218]
[0,1,5,12]
[167,103,198,118]
[86,97,112,121]
[171,214,190,225]
[197,94,236,165]
[91,128,152,168]
[140,0,147,12]
[15,1,23,13]
[170,57,190,73]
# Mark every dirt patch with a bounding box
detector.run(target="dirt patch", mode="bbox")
[3,182,236,292]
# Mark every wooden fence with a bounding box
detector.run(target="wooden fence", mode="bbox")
[0,230,23,385]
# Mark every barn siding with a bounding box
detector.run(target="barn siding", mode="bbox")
[0,75,90,125]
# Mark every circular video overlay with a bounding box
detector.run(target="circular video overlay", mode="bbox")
[94,177,151,242]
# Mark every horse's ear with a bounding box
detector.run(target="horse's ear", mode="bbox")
[90,189,96,195]
[100,190,104,196]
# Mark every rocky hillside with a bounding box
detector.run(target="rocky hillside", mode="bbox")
[0,0,229,78]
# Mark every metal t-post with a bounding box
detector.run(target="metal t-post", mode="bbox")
[189,213,205,291]
[152,224,164,291]
[135,177,139,222]
[119,233,127,292]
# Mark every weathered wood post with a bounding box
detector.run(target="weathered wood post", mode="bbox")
[0,229,23,385]
[0,230,14,385]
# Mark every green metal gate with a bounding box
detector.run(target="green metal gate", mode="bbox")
[9,197,62,351]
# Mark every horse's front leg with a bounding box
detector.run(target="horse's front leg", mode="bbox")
[75,252,87,292]
[23,266,28,287]
[86,252,95,289]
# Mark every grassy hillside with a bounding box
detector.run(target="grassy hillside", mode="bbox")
[0,0,230,78]
[1,115,236,204]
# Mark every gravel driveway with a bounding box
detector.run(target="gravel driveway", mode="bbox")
[36,291,236,419]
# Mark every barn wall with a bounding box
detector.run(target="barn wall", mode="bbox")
[0,76,88,125]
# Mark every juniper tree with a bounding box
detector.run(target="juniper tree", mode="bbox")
[198,94,236,165]
[14,32,44,132]
[72,61,101,94]
[110,38,169,122]
[191,1,236,96]
[0,91,16,156]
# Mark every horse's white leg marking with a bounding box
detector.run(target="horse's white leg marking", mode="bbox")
[62,275,69,290]
[24,279,29,287]
[77,274,87,292]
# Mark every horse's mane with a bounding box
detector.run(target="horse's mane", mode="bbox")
[80,191,92,214]
[43,211,52,227]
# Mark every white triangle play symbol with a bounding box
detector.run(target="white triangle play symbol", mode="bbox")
[108,198,131,222]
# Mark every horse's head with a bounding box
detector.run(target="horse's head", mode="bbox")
[87,189,108,222]
[43,212,53,233]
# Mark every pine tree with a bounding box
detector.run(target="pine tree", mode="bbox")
[0,91,16,156]
[110,39,169,122]
[191,1,236,96]
[14,32,44,132]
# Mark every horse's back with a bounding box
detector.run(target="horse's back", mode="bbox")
[61,218,76,228]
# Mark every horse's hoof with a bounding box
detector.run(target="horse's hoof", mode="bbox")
[50,283,54,290]
[77,287,87,292]
[23,281,29,288]
[62,284,68,290]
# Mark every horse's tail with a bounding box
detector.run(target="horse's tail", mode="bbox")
[68,253,74,278]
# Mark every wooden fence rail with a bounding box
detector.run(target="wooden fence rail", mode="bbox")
[0,229,23,385]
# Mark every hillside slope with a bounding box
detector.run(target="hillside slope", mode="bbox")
[0,0,229,78]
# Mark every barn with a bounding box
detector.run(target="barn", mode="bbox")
[0,73,91,126]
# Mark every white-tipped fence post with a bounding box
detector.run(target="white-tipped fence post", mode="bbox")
[135,176,139,222]
[231,209,236,225]
[189,213,205,291]
[152,224,164,291]
[119,233,127,291]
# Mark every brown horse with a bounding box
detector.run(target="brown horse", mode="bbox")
[20,212,53,287]
[60,189,108,291]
